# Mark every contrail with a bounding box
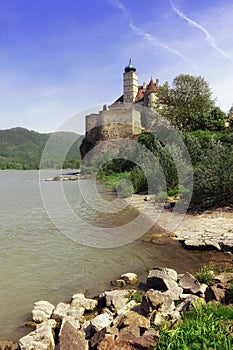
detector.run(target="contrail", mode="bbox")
[109,0,129,19]
[129,21,198,68]
[170,1,232,61]
[109,0,198,68]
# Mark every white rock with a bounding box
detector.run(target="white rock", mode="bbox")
[91,313,113,331]
[105,290,133,311]
[117,300,138,316]
[32,300,55,323]
[71,293,97,310]
[121,273,138,285]
[52,302,85,323]
[19,323,55,350]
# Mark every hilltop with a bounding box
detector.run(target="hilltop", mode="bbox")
[0,127,83,170]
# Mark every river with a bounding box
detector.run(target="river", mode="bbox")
[0,170,230,340]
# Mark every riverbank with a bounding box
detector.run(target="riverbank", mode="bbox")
[126,194,233,253]
[3,267,233,349]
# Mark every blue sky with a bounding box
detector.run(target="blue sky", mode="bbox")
[0,0,233,134]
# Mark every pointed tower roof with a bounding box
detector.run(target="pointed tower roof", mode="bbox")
[146,78,158,92]
[124,58,136,73]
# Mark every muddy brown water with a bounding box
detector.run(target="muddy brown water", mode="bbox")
[0,170,232,340]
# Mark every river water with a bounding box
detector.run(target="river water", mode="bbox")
[0,170,231,340]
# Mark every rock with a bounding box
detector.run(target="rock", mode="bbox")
[111,279,126,288]
[119,325,140,341]
[130,332,158,349]
[91,313,114,332]
[98,338,134,350]
[104,290,133,312]
[71,293,97,311]
[32,300,55,323]
[121,311,150,330]
[59,320,88,350]
[205,285,226,302]
[117,300,138,316]
[52,302,70,322]
[178,272,202,294]
[147,268,179,292]
[90,328,107,348]
[121,273,138,285]
[59,316,81,336]
[19,323,55,350]
[0,341,19,350]
[52,302,85,323]
[141,289,175,314]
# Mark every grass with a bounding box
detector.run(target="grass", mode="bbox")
[102,172,131,189]
[194,263,217,286]
[156,303,233,350]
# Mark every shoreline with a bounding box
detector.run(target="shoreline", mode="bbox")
[127,194,233,253]
[3,267,233,349]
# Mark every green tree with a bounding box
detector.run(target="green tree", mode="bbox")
[158,74,215,131]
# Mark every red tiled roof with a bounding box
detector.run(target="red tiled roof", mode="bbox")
[146,78,158,93]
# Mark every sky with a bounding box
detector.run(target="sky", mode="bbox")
[0,0,233,134]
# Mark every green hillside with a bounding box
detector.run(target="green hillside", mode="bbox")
[0,127,83,170]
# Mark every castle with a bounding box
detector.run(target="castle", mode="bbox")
[80,60,160,160]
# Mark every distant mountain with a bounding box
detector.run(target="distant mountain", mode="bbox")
[0,127,83,169]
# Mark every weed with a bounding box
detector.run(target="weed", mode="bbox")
[194,263,216,286]
[128,291,143,304]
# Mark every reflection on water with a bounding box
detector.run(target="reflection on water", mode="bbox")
[0,170,231,340]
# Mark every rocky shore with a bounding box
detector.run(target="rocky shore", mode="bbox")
[127,194,233,252]
[2,267,233,350]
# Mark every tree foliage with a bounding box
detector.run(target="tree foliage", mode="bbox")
[156,74,227,132]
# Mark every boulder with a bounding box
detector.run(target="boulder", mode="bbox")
[111,279,126,287]
[90,328,107,348]
[141,289,174,314]
[119,325,140,341]
[91,313,114,332]
[32,300,55,323]
[98,338,134,350]
[130,332,158,349]
[71,293,97,311]
[104,290,133,312]
[178,272,202,294]
[59,316,81,336]
[205,285,226,302]
[120,311,150,330]
[117,300,138,316]
[19,323,55,350]
[52,302,85,323]
[120,273,138,285]
[59,320,88,350]
[147,268,181,299]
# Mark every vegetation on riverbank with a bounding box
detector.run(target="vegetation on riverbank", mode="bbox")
[157,302,233,349]
[95,74,233,210]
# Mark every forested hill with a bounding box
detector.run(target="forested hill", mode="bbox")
[0,127,83,169]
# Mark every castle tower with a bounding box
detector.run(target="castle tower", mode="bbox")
[144,78,158,109]
[123,59,138,103]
